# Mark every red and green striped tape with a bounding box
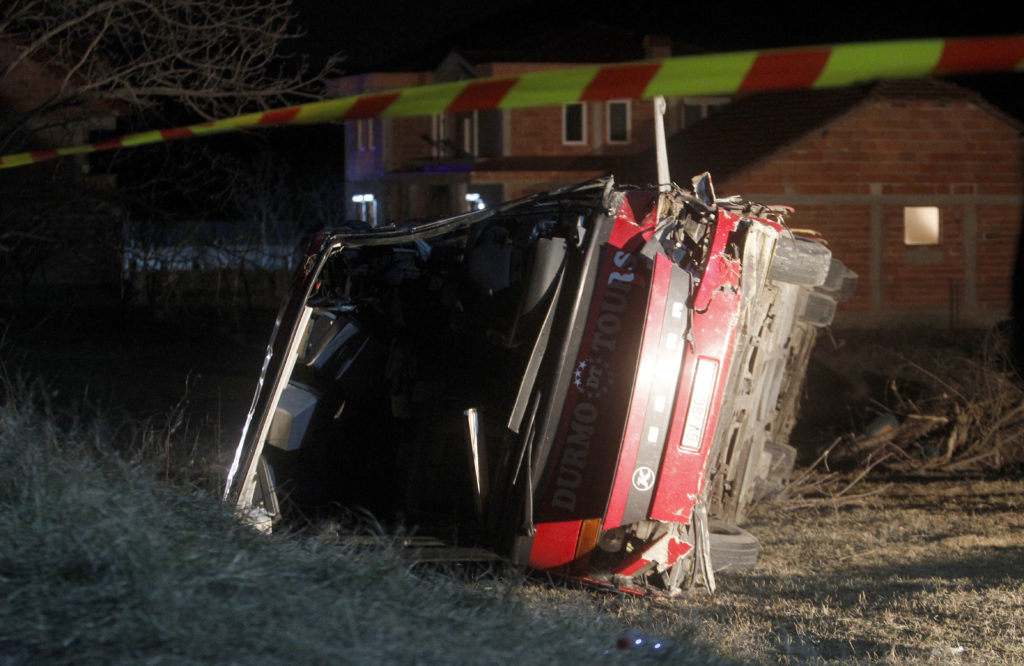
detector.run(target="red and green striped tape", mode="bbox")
[2,35,1022,170]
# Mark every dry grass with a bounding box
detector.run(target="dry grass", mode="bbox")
[0,373,724,664]
[800,325,1024,474]
[514,477,1024,664]
[5,315,1024,663]
[826,349,1024,474]
[731,479,1024,663]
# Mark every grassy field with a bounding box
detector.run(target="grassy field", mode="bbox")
[6,396,1020,664]
[0,381,725,664]
[4,313,1023,663]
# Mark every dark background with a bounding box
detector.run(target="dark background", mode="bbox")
[293,0,1024,121]
[4,2,1022,443]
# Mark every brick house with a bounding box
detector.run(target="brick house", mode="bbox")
[619,79,1023,326]
[327,34,726,224]
[328,57,640,222]
[329,48,1022,326]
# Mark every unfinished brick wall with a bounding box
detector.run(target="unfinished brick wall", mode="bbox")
[0,43,63,114]
[508,101,653,157]
[723,97,1023,322]
[511,106,593,157]
[977,205,1021,312]
[1,43,120,183]
[493,171,605,200]
[879,203,965,311]
[388,116,434,167]
[733,101,1020,193]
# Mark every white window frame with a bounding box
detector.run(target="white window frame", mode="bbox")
[356,119,375,152]
[606,100,631,144]
[431,114,445,158]
[562,102,587,145]
[461,113,479,156]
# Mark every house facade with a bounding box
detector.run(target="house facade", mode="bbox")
[327,45,726,224]
[643,80,1023,326]
[329,49,1022,326]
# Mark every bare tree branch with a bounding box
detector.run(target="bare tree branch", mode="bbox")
[0,0,343,152]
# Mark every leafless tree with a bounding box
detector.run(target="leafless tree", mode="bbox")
[0,0,342,152]
[0,0,344,306]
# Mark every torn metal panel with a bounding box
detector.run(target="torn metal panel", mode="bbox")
[224,173,852,594]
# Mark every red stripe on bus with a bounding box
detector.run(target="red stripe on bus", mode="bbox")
[604,254,672,529]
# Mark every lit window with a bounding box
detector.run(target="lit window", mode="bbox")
[904,206,940,245]
[352,193,376,225]
[607,101,630,143]
[563,102,586,144]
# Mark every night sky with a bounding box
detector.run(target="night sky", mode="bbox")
[292,1,1024,119]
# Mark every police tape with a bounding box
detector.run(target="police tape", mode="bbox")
[1,35,1022,170]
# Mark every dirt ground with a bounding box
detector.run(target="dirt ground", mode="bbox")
[543,476,1023,664]
[712,477,1023,662]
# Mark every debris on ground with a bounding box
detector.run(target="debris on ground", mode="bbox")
[830,351,1024,474]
